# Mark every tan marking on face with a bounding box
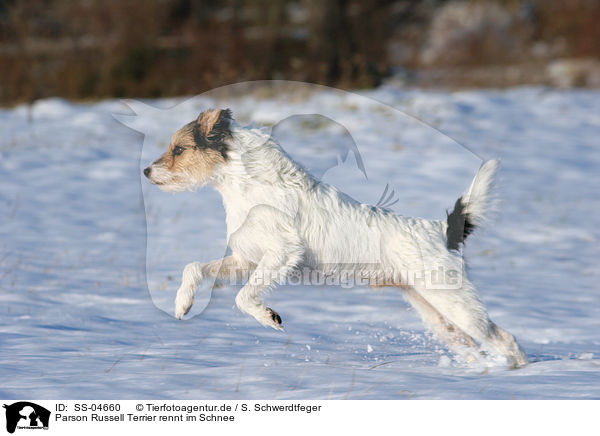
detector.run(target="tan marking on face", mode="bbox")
[170,145,224,183]
[149,124,225,191]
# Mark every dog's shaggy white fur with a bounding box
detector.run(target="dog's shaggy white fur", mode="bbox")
[144,109,528,367]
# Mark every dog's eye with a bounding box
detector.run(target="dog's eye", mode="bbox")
[172,146,185,156]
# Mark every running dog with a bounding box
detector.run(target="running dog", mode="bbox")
[143,109,528,367]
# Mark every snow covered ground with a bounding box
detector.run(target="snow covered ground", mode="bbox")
[1,82,599,399]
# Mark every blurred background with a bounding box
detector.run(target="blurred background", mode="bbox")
[0,0,599,105]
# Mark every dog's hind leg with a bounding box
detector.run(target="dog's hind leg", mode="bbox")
[175,255,255,319]
[486,321,529,368]
[412,276,528,367]
[401,286,480,360]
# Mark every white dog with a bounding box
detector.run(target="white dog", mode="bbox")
[143,109,528,367]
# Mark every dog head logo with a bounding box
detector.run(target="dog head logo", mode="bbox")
[3,402,50,433]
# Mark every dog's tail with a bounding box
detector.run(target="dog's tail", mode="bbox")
[446,159,499,250]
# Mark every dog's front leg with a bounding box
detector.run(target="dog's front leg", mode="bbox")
[175,255,254,319]
[234,249,302,331]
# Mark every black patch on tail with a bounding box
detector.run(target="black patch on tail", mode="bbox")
[446,197,475,251]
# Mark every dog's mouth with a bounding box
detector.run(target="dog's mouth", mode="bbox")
[145,177,163,185]
[145,168,197,192]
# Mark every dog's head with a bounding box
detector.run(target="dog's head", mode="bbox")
[143,108,232,192]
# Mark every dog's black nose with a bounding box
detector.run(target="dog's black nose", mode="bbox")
[143,167,151,178]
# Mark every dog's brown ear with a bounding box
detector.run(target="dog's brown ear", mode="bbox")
[197,109,232,142]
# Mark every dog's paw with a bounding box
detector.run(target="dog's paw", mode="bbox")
[174,285,195,319]
[235,295,284,331]
[509,351,529,369]
[264,307,284,331]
